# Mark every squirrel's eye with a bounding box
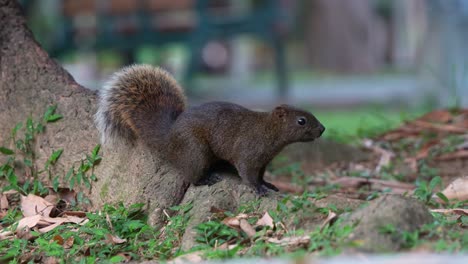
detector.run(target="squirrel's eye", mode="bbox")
[297,117,306,126]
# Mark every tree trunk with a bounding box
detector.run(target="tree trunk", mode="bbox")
[0,0,188,225]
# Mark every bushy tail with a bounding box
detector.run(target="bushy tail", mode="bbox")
[95,64,186,145]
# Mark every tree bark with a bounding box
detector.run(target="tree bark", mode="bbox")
[0,0,188,225]
[0,0,98,176]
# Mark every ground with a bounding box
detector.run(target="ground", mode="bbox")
[0,107,467,263]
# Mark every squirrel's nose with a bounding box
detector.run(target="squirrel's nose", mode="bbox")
[318,124,325,136]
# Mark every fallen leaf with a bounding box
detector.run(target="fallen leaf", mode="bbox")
[106,234,127,244]
[239,219,256,238]
[420,110,453,123]
[412,120,467,134]
[17,215,42,230]
[222,217,240,228]
[39,221,64,233]
[44,194,60,204]
[320,210,338,230]
[0,230,13,240]
[0,193,9,210]
[64,236,75,249]
[217,242,237,250]
[52,235,64,245]
[267,235,310,247]
[64,215,86,224]
[43,257,60,264]
[21,194,55,217]
[168,251,204,264]
[436,176,468,202]
[431,208,468,216]
[222,213,249,228]
[256,212,274,228]
[435,150,468,161]
[61,211,87,218]
[41,216,84,225]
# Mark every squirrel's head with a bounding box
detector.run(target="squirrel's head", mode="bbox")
[271,104,325,143]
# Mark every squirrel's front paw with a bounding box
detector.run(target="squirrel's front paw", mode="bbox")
[255,185,270,196]
[262,181,279,192]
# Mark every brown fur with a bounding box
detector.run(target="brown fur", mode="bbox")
[99,65,325,195]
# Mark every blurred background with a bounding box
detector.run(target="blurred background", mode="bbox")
[19,0,468,141]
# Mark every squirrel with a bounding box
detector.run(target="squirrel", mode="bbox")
[95,64,325,195]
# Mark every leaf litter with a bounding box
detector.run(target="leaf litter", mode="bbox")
[0,192,88,240]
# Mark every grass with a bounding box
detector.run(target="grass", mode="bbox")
[0,104,467,263]
[314,106,425,143]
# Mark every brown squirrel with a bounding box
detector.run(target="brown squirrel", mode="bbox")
[96,64,325,195]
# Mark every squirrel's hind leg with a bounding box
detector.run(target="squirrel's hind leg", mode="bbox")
[259,166,279,192]
[170,136,212,184]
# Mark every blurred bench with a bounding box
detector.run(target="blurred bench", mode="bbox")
[30,0,290,96]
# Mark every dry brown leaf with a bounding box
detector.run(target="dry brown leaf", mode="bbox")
[0,230,13,240]
[21,194,55,217]
[44,194,60,204]
[0,193,9,210]
[267,235,310,247]
[435,150,468,161]
[412,120,467,134]
[43,257,60,264]
[33,215,85,233]
[64,236,75,249]
[106,234,127,244]
[41,216,69,224]
[39,221,64,233]
[222,217,240,228]
[62,211,87,218]
[3,190,18,195]
[320,210,338,230]
[168,251,204,264]
[221,213,249,228]
[419,110,453,123]
[239,219,256,238]
[431,208,468,216]
[17,215,42,230]
[256,212,274,228]
[436,176,468,202]
[217,242,238,250]
[52,234,64,245]
[40,215,85,225]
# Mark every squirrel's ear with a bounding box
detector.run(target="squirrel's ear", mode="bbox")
[273,105,287,119]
